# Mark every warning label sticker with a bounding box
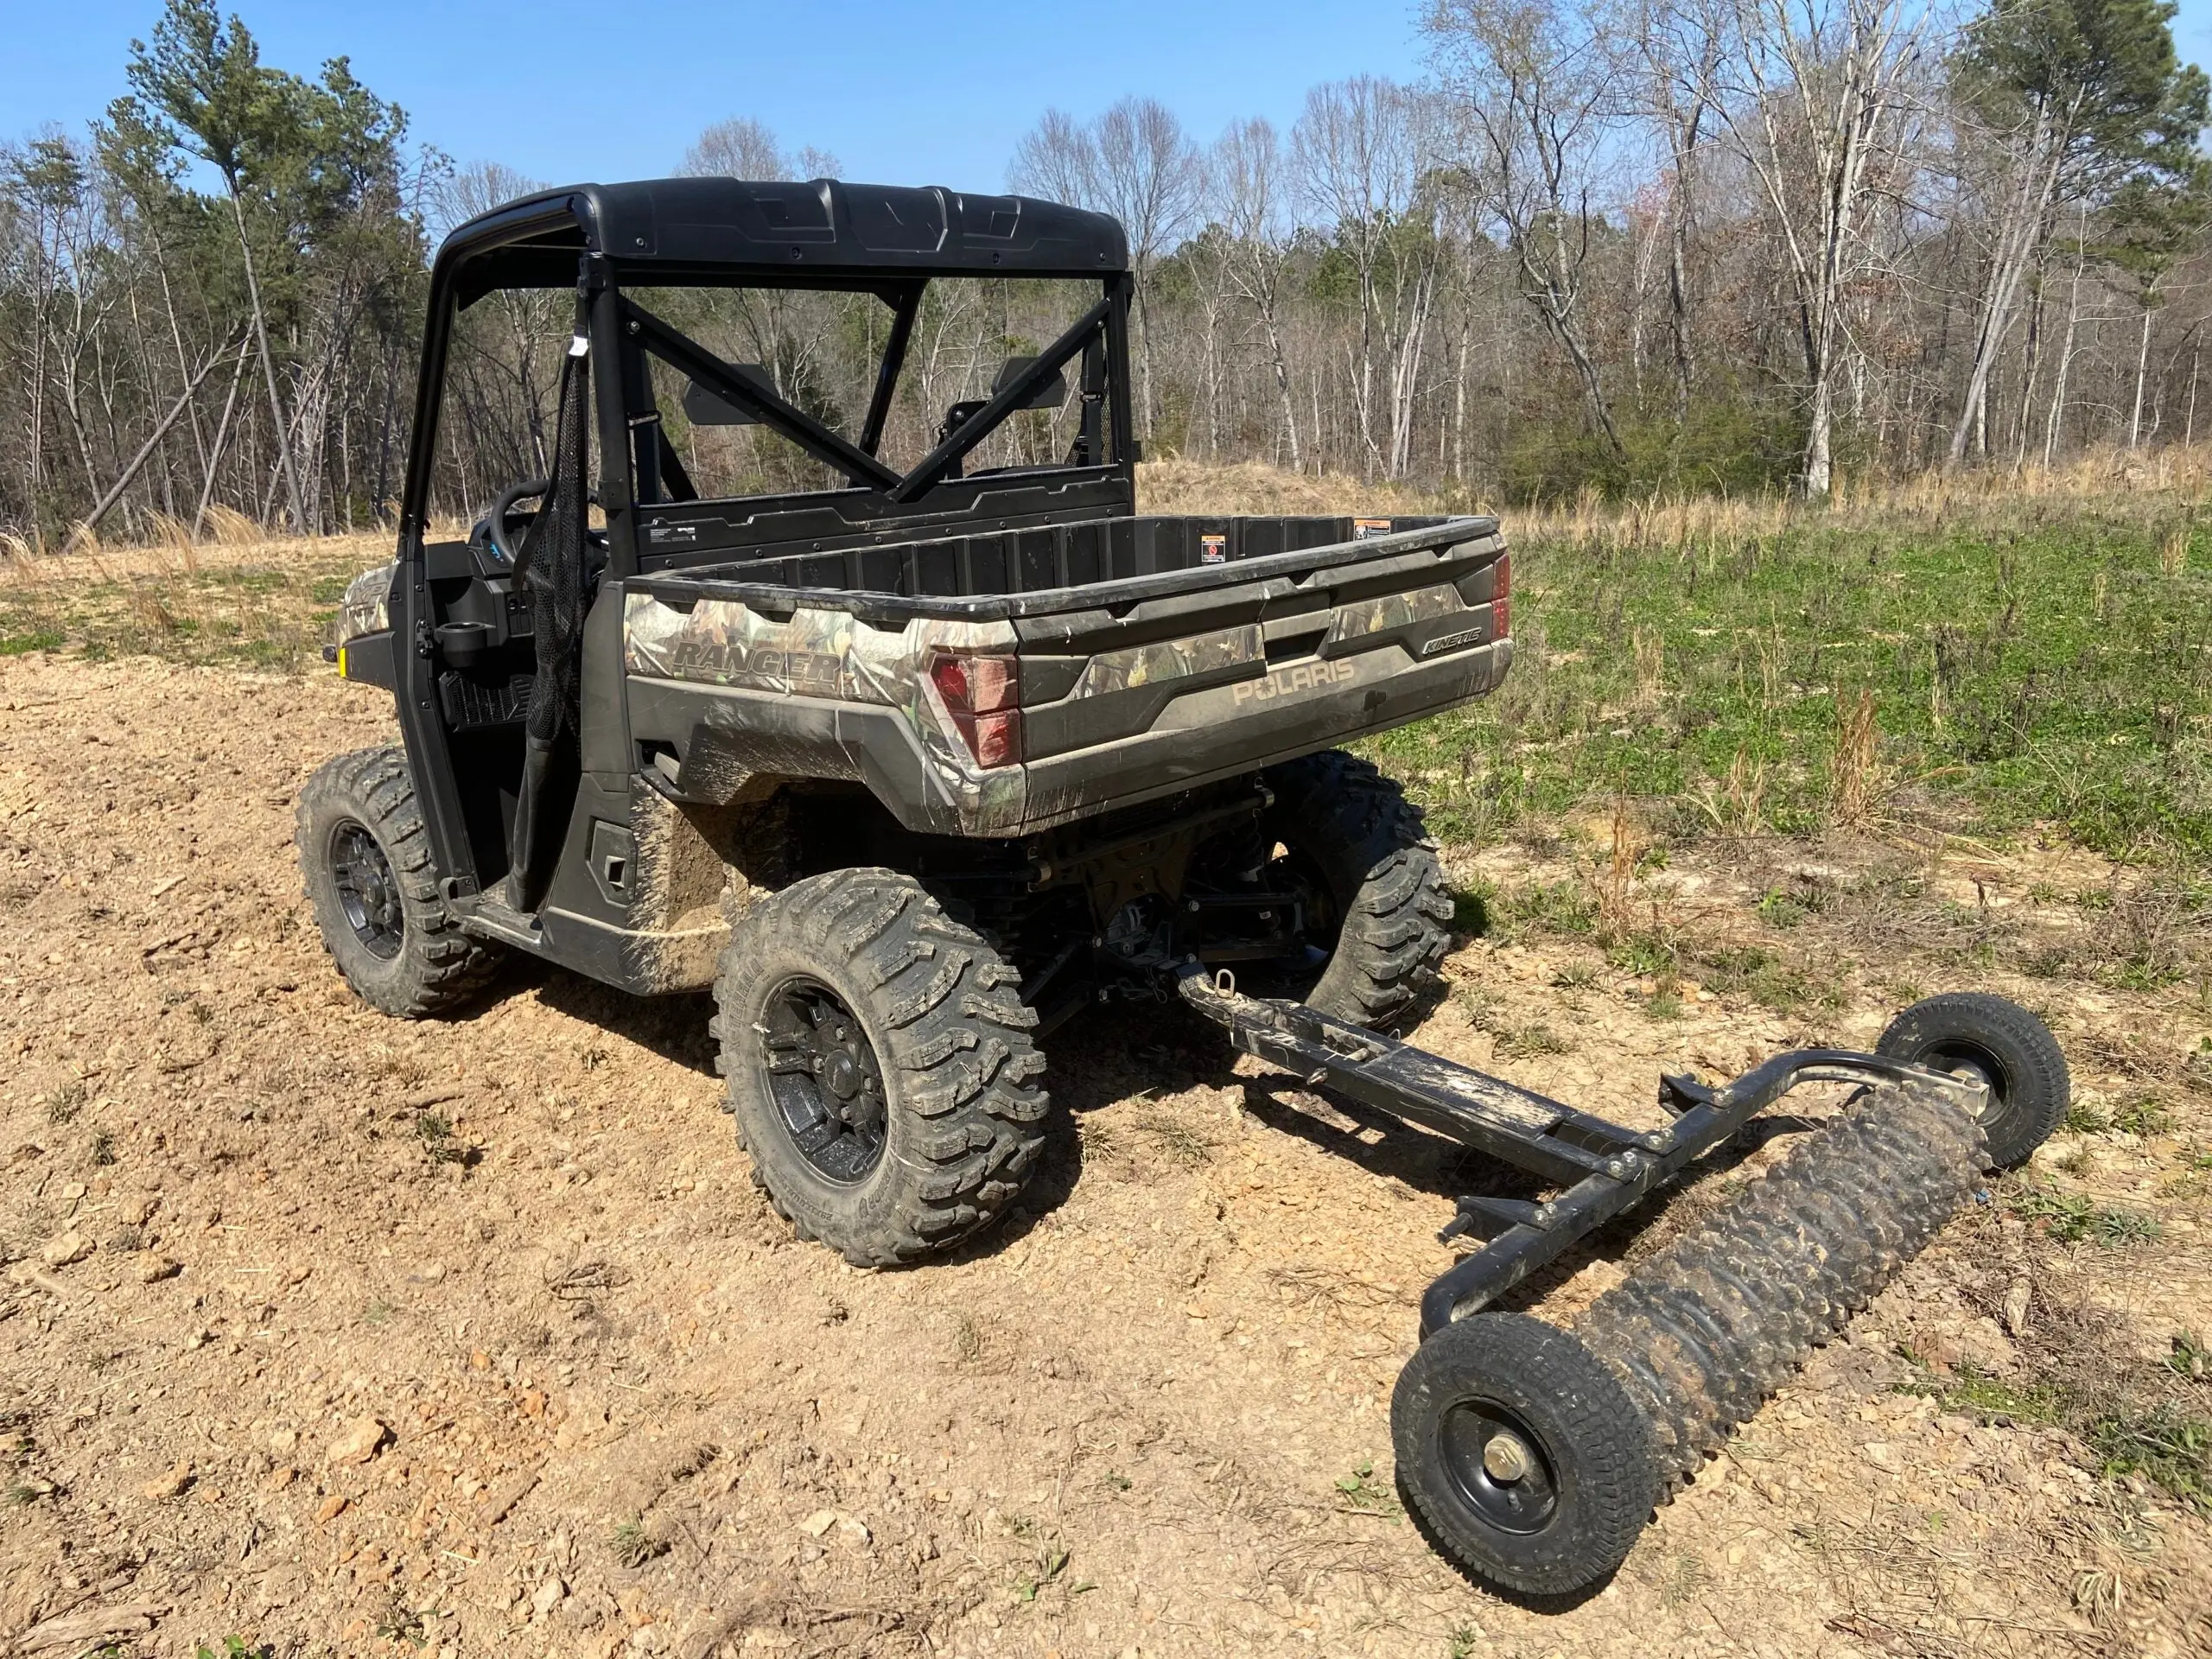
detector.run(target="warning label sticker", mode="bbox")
[1199,533,1228,564]
[1353,518,1393,540]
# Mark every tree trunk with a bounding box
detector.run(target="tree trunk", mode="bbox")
[228,182,308,532]
[2129,303,2152,448]
[194,336,252,537]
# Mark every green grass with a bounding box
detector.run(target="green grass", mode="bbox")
[2005,1185,2162,1246]
[1371,499,2212,858]
[0,543,380,673]
[2089,1407,2212,1516]
[1897,1359,2062,1425]
[608,1517,668,1568]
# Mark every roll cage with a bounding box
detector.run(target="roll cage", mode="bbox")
[398,178,1140,581]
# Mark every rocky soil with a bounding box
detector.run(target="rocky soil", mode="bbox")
[2,652,2209,1658]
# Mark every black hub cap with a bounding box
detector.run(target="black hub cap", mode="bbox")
[330,821,404,961]
[1439,1398,1560,1535]
[760,978,888,1183]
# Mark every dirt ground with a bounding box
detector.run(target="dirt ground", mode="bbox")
[3,652,2209,1659]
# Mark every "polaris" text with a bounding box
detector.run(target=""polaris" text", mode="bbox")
[1232,659,1357,704]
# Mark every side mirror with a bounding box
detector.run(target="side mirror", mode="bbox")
[993,357,1067,411]
[682,365,779,426]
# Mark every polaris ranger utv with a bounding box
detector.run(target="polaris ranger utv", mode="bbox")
[304,177,2067,1601]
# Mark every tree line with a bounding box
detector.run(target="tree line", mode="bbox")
[3,0,2207,550]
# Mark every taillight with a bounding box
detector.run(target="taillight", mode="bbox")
[928,651,1023,768]
[1491,552,1511,639]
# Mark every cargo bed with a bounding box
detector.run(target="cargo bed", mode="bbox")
[622,512,1512,836]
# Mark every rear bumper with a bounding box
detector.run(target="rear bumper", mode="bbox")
[629,637,1509,836]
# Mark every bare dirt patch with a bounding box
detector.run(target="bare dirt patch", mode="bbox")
[2,653,2209,1658]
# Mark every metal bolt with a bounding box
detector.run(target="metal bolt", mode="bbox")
[1482,1433,1533,1483]
[1605,1159,1627,1179]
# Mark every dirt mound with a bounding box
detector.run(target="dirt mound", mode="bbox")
[2,654,2207,1657]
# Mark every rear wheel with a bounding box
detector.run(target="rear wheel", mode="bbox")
[1233,752,1452,1027]
[715,868,1049,1265]
[296,747,505,1018]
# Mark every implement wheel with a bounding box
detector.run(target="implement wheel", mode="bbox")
[1875,992,2068,1169]
[1392,1313,1654,1600]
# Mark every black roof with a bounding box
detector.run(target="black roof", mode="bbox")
[442,177,1128,303]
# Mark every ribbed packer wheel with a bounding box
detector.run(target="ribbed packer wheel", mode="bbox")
[1395,1078,1990,1599]
[713,868,1049,1266]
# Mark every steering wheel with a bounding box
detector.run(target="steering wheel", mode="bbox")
[484,475,551,566]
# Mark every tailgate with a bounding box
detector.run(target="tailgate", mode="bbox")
[1012,523,1508,761]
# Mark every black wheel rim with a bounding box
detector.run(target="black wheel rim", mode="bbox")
[1919,1040,2010,1122]
[329,820,404,961]
[759,977,888,1184]
[1438,1397,1560,1535]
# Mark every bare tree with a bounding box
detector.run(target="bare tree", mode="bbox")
[1429,0,1629,457]
[1212,118,1306,468]
[1294,78,1445,477]
[1709,0,1925,497]
[1011,99,1200,442]
[683,117,840,183]
[1622,0,1728,419]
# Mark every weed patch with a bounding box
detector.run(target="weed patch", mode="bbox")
[2005,1185,2161,1246]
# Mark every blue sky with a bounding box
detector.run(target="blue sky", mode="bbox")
[2,0,1434,189]
[10,0,2212,197]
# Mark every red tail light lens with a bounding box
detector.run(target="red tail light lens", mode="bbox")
[1491,551,1511,639]
[927,651,1023,768]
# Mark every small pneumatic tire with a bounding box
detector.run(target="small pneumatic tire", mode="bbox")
[714,868,1049,1267]
[1256,751,1454,1029]
[296,747,505,1018]
[1392,1312,1656,1602]
[1874,991,2069,1169]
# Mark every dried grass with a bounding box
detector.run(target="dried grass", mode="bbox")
[1597,797,1640,944]
[1692,748,1770,836]
[1832,689,1881,830]
[1136,459,1440,518]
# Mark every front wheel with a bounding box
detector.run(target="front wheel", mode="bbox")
[296,747,505,1018]
[1875,992,2069,1169]
[715,868,1049,1266]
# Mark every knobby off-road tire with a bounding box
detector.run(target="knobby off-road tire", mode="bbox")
[714,868,1049,1266]
[296,747,505,1018]
[1875,991,2069,1169]
[1393,1311,1655,1601]
[1259,751,1453,1028]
